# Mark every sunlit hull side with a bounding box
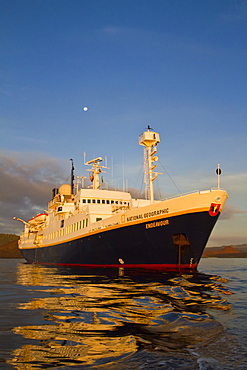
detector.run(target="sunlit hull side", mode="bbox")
[20,210,220,270]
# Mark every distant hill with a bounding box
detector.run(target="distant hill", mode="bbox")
[0,233,19,246]
[0,234,22,258]
[203,244,247,258]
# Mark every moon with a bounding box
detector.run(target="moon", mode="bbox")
[83,106,88,111]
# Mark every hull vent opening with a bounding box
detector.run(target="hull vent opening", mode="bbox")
[172,233,191,265]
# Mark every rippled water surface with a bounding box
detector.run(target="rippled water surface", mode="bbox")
[0,258,246,369]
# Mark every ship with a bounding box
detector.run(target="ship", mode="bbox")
[14,127,228,270]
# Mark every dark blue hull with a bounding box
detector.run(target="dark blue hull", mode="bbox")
[20,211,220,270]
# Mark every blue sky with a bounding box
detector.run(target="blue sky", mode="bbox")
[1,0,247,246]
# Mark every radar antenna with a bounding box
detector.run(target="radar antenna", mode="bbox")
[84,156,108,189]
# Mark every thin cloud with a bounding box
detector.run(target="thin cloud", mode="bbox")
[0,88,11,96]
[219,205,247,220]
[222,173,247,194]
[167,171,247,195]
[102,26,122,35]
[0,152,68,234]
[208,234,247,247]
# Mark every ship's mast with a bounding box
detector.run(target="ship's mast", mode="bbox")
[85,157,108,189]
[139,127,161,203]
[70,159,75,195]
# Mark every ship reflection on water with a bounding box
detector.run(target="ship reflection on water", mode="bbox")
[9,263,232,369]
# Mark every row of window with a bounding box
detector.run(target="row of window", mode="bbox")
[46,229,65,240]
[65,219,88,233]
[80,198,129,205]
[46,219,89,240]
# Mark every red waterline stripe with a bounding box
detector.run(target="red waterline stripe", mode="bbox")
[30,262,198,270]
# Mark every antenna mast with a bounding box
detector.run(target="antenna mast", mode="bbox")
[216,164,221,189]
[70,159,75,195]
[85,157,108,189]
[139,126,161,203]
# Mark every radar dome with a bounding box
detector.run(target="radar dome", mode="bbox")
[59,184,71,196]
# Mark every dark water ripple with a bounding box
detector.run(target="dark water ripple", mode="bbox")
[0,259,246,369]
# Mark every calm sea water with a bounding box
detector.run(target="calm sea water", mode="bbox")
[0,258,246,370]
